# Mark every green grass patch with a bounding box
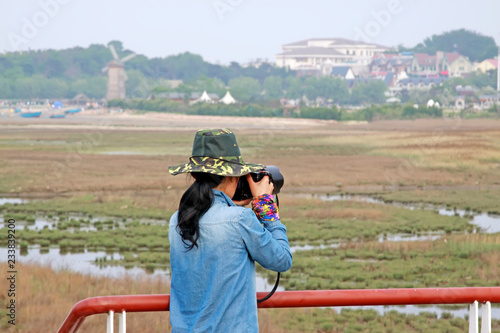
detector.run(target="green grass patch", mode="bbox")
[0,194,171,219]
[2,212,36,222]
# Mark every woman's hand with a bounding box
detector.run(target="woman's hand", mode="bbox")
[247,174,274,198]
[232,198,252,206]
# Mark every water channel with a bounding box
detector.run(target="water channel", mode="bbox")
[0,201,281,292]
[1,195,499,319]
[319,194,500,234]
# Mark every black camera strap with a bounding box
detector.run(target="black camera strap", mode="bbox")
[257,272,280,303]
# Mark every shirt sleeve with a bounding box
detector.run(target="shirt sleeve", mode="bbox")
[237,208,292,272]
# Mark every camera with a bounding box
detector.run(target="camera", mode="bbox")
[232,165,284,201]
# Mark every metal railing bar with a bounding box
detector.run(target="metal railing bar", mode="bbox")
[58,287,500,333]
[481,302,491,333]
[257,287,500,308]
[107,310,114,333]
[119,310,126,333]
[469,301,478,333]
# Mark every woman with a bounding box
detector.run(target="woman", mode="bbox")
[168,128,292,332]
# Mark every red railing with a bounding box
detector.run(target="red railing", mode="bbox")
[58,287,500,333]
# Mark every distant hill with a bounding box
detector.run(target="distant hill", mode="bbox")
[0,40,289,99]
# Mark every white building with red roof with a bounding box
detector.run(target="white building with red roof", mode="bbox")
[439,52,473,77]
[408,51,472,77]
[474,58,498,73]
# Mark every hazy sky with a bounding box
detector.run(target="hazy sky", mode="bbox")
[1,0,499,64]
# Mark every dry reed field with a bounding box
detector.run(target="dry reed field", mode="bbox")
[0,263,171,332]
[1,114,500,199]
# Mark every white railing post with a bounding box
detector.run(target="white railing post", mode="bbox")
[119,310,127,333]
[481,301,491,333]
[469,301,478,333]
[107,310,114,333]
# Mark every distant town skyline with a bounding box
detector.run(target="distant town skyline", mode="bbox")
[1,0,499,64]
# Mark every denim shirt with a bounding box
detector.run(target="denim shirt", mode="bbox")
[169,190,292,333]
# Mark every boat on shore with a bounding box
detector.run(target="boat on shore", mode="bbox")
[50,114,66,119]
[64,108,82,114]
[20,111,42,118]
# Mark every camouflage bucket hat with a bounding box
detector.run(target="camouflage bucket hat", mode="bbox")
[168,129,264,176]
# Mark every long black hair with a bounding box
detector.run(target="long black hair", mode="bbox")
[177,172,224,251]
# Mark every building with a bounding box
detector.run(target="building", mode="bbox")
[370,53,413,76]
[276,38,391,76]
[455,85,476,96]
[439,52,473,77]
[474,58,498,73]
[409,53,439,77]
[478,94,500,109]
[70,93,91,106]
[408,52,472,77]
[331,66,355,79]
[395,77,446,90]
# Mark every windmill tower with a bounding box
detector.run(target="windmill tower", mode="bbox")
[497,34,500,92]
[102,44,136,100]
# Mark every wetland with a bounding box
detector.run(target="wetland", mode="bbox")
[1,114,500,332]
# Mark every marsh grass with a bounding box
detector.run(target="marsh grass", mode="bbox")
[281,197,472,244]
[2,122,500,331]
[1,212,35,222]
[268,234,500,290]
[4,199,493,294]
[3,195,474,258]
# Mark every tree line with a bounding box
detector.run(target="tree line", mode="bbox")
[0,29,497,102]
[0,40,290,100]
[108,100,452,122]
[398,29,498,62]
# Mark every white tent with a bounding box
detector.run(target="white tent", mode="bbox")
[198,91,213,102]
[220,91,237,105]
[189,91,214,105]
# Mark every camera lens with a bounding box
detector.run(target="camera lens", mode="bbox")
[251,171,269,183]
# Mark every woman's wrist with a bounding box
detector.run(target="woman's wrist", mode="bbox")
[251,194,279,222]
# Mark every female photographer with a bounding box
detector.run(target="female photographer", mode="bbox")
[168,128,292,332]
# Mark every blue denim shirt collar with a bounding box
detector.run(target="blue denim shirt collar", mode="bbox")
[212,189,235,207]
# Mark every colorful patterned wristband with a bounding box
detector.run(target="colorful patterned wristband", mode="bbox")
[251,194,279,222]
